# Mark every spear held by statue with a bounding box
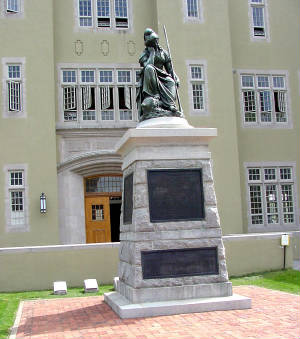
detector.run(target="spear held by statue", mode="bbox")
[163,24,182,113]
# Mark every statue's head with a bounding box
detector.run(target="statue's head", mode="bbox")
[144,28,159,47]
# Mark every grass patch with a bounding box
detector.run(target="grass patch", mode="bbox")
[1,270,299,339]
[0,285,113,339]
[230,269,300,295]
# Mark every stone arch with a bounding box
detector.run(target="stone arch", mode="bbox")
[57,151,122,244]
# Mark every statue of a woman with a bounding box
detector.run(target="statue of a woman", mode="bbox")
[136,28,183,121]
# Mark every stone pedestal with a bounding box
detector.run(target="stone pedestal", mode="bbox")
[105,118,251,318]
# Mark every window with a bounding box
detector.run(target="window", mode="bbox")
[248,0,269,40]
[4,165,29,232]
[6,0,19,13]
[187,0,199,17]
[7,65,22,112]
[60,65,140,123]
[78,0,130,30]
[240,72,289,127]
[187,61,208,115]
[246,163,298,230]
[2,58,25,118]
[183,0,203,22]
[86,176,122,193]
[0,0,23,17]
[9,171,25,225]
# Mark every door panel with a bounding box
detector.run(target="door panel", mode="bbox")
[85,196,111,243]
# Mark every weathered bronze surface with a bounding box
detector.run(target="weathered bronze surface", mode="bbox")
[141,247,219,279]
[136,28,183,121]
[147,169,205,222]
[123,173,133,224]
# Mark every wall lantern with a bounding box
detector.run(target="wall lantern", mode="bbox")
[40,193,47,213]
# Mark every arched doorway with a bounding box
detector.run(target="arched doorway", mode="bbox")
[57,150,123,244]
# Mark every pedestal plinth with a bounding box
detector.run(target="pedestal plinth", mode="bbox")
[105,118,251,318]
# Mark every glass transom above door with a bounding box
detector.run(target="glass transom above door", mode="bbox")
[86,176,122,193]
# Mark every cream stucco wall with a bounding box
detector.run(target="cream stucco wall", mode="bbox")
[0,0,60,247]
[228,0,300,234]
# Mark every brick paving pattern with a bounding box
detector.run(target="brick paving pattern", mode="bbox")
[13,286,300,339]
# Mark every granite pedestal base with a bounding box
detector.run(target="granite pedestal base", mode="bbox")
[105,118,251,318]
[104,290,251,319]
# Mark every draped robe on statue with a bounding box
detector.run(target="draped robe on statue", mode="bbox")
[137,47,177,118]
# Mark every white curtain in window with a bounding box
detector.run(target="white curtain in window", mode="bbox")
[82,86,92,110]
[124,86,131,109]
[278,91,286,112]
[101,86,110,109]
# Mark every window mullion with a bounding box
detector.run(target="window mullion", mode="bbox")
[278,181,284,225]
[79,85,83,123]
[261,183,267,225]
[256,90,261,124]
[96,83,100,122]
[111,0,115,29]
[93,0,97,28]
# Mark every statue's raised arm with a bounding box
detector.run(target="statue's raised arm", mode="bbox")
[136,28,183,121]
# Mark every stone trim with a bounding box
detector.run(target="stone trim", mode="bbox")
[116,279,232,303]
[0,242,119,254]
[57,150,122,174]
[0,232,295,253]
[223,231,293,241]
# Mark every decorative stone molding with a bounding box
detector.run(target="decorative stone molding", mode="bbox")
[100,40,109,56]
[74,40,84,56]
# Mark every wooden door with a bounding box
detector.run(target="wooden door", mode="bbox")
[85,196,111,243]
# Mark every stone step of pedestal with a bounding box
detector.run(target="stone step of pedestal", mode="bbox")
[104,291,251,319]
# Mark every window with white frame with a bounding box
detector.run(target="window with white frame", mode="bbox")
[9,170,25,226]
[7,64,22,112]
[183,0,202,22]
[0,0,24,17]
[248,0,269,40]
[246,164,297,228]
[4,165,29,231]
[2,59,25,118]
[187,62,208,115]
[6,0,20,13]
[78,0,130,29]
[240,72,289,126]
[60,66,140,123]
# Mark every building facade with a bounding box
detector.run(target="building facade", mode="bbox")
[0,0,299,248]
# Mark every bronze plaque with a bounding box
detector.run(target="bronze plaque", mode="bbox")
[123,173,133,224]
[141,247,219,279]
[147,169,205,222]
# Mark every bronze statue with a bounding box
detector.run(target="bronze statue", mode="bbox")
[137,28,183,121]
